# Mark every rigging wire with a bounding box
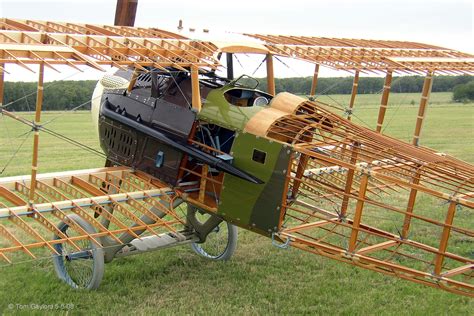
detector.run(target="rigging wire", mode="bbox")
[0,109,126,172]
[0,128,30,150]
[0,131,32,175]
[274,56,305,78]
[0,70,84,111]
[316,80,346,97]
[271,58,368,127]
[0,111,15,153]
[39,126,106,158]
[382,77,410,135]
[19,82,33,112]
[0,68,211,175]
[0,69,105,175]
[169,73,192,109]
[0,70,470,279]
[233,54,244,70]
[348,76,403,129]
[251,56,267,76]
[40,94,101,127]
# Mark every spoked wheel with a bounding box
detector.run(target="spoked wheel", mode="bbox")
[190,209,238,261]
[52,214,105,290]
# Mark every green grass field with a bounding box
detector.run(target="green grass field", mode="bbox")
[0,92,473,314]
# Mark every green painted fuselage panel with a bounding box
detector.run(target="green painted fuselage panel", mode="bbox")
[217,133,290,235]
[198,88,264,132]
[198,86,291,235]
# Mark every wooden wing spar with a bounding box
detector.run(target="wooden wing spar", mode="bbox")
[0,18,473,75]
[0,18,473,297]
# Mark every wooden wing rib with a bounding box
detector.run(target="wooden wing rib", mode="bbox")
[0,18,188,39]
[1,18,474,74]
[244,33,474,74]
[0,167,187,264]
[0,19,219,72]
[249,94,474,297]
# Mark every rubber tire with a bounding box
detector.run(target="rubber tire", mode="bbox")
[191,221,238,261]
[52,214,105,290]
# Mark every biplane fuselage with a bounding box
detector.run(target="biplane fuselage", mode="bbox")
[93,69,290,236]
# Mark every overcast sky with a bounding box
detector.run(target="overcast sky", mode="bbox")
[0,0,472,81]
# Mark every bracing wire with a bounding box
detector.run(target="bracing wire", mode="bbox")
[274,56,305,78]
[0,68,208,176]
[252,56,267,76]
[382,77,411,134]
[169,74,192,109]
[0,111,15,153]
[39,126,106,158]
[0,68,103,175]
[0,131,32,175]
[348,76,403,129]
[40,95,101,127]
[233,54,244,70]
[0,69,85,110]
[19,82,33,112]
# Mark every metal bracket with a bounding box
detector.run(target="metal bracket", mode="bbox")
[31,122,41,132]
[271,233,291,249]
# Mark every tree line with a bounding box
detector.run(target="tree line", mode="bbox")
[453,81,474,102]
[2,80,97,112]
[256,75,473,95]
[2,75,473,111]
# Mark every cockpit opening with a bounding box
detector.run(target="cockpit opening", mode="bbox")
[224,88,271,107]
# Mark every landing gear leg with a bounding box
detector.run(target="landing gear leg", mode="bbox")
[187,205,238,261]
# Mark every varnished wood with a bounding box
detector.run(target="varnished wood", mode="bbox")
[259,97,473,296]
[310,64,320,96]
[434,201,457,275]
[401,167,422,238]
[357,240,398,255]
[340,142,359,216]
[347,71,359,120]
[412,71,434,146]
[114,0,138,27]
[71,176,104,196]
[28,63,44,205]
[127,68,140,93]
[0,62,4,106]
[376,71,392,132]
[0,185,26,206]
[199,165,209,203]
[244,107,288,137]
[266,54,275,96]
[348,174,369,252]
[191,65,201,112]
[269,92,306,113]
[0,19,472,73]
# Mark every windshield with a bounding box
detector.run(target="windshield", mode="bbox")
[229,75,259,89]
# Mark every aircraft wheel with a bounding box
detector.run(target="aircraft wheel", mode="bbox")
[52,214,105,290]
[191,211,238,261]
